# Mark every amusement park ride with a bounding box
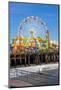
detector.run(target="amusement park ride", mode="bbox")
[10,16,58,55]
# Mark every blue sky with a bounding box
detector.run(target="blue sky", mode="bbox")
[9,2,59,44]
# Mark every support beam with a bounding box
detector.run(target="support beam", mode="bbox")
[28,55,30,65]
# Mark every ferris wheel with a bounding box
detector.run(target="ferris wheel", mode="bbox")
[18,16,48,39]
[12,16,49,53]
